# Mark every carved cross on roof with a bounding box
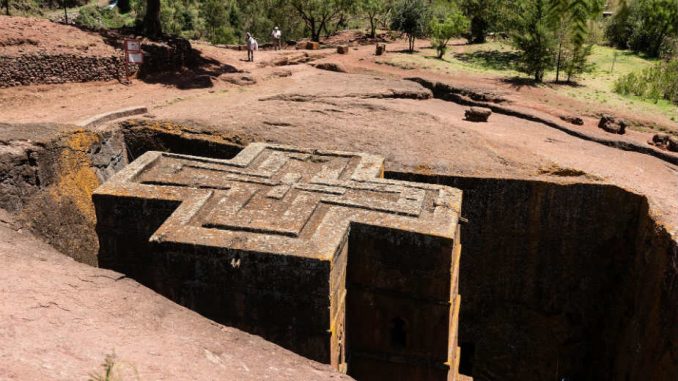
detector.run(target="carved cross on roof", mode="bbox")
[95,143,461,260]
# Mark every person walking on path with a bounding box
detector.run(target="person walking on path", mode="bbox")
[246,32,258,62]
[271,27,282,50]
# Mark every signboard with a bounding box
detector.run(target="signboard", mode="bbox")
[124,39,143,65]
[127,52,144,64]
[125,40,141,52]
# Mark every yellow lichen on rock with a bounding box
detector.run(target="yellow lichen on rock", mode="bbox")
[49,130,102,224]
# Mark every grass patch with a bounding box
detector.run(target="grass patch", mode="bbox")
[88,352,139,381]
[455,49,521,71]
[381,41,526,77]
[382,41,677,126]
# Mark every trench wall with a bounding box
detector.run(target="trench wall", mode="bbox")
[0,126,126,264]
[0,121,242,265]
[387,172,678,381]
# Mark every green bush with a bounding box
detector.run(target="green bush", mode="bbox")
[614,60,678,104]
[76,5,135,29]
[430,9,469,59]
[390,0,431,52]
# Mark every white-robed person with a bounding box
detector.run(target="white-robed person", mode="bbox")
[246,32,258,62]
[271,26,282,50]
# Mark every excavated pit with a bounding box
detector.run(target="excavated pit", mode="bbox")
[0,121,675,381]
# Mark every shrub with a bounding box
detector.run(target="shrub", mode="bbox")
[614,60,678,104]
[430,9,469,59]
[76,5,134,29]
[390,0,431,52]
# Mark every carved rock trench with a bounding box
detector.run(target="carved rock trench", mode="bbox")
[0,120,675,381]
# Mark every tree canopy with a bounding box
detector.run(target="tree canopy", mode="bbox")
[390,0,431,52]
[430,7,469,58]
[606,0,678,57]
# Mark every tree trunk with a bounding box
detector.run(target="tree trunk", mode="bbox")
[555,39,562,82]
[555,25,564,83]
[143,0,162,37]
[332,13,346,36]
[310,19,320,42]
[535,69,543,82]
[4,0,9,16]
[118,0,130,13]
[63,5,68,23]
[408,35,415,52]
[369,17,376,39]
[470,16,487,44]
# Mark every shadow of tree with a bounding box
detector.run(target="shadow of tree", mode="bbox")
[94,26,243,89]
[454,50,520,71]
[550,80,585,88]
[500,76,539,90]
[392,49,421,54]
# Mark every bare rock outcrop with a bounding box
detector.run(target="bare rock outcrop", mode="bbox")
[465,107,493,122]
[598,114,627,135]
[670,136,678,152]
[313,62,347,73]
[560,115,584,126]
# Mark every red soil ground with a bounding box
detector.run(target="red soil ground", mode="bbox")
[0,15,118,57]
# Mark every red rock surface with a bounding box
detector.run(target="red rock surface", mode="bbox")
[0,218,351,381]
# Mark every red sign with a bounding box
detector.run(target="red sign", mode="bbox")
[124,39,143,65]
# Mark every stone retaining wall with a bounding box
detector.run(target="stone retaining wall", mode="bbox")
[0,54,123,87]
[0,38,198,88]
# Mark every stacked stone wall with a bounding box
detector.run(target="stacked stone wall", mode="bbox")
[0,54,123,87]
[0,37,197,88]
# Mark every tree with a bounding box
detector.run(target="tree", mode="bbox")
[201,0,235,43]
[3,0,9,16]
[565,42,593,81]
[606,0,678,57]
[430,9,469,59]
[118,0,131,14]
[361,0,387,38]
[627,0,677,57]
[605,0,633,48]
[288,0,356,42]
[390,0,430,52]
[60,0,79,23]
[512,0,556,82]
[549,0,603,82]
[143,0,162,37]
[460,0,500,43]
